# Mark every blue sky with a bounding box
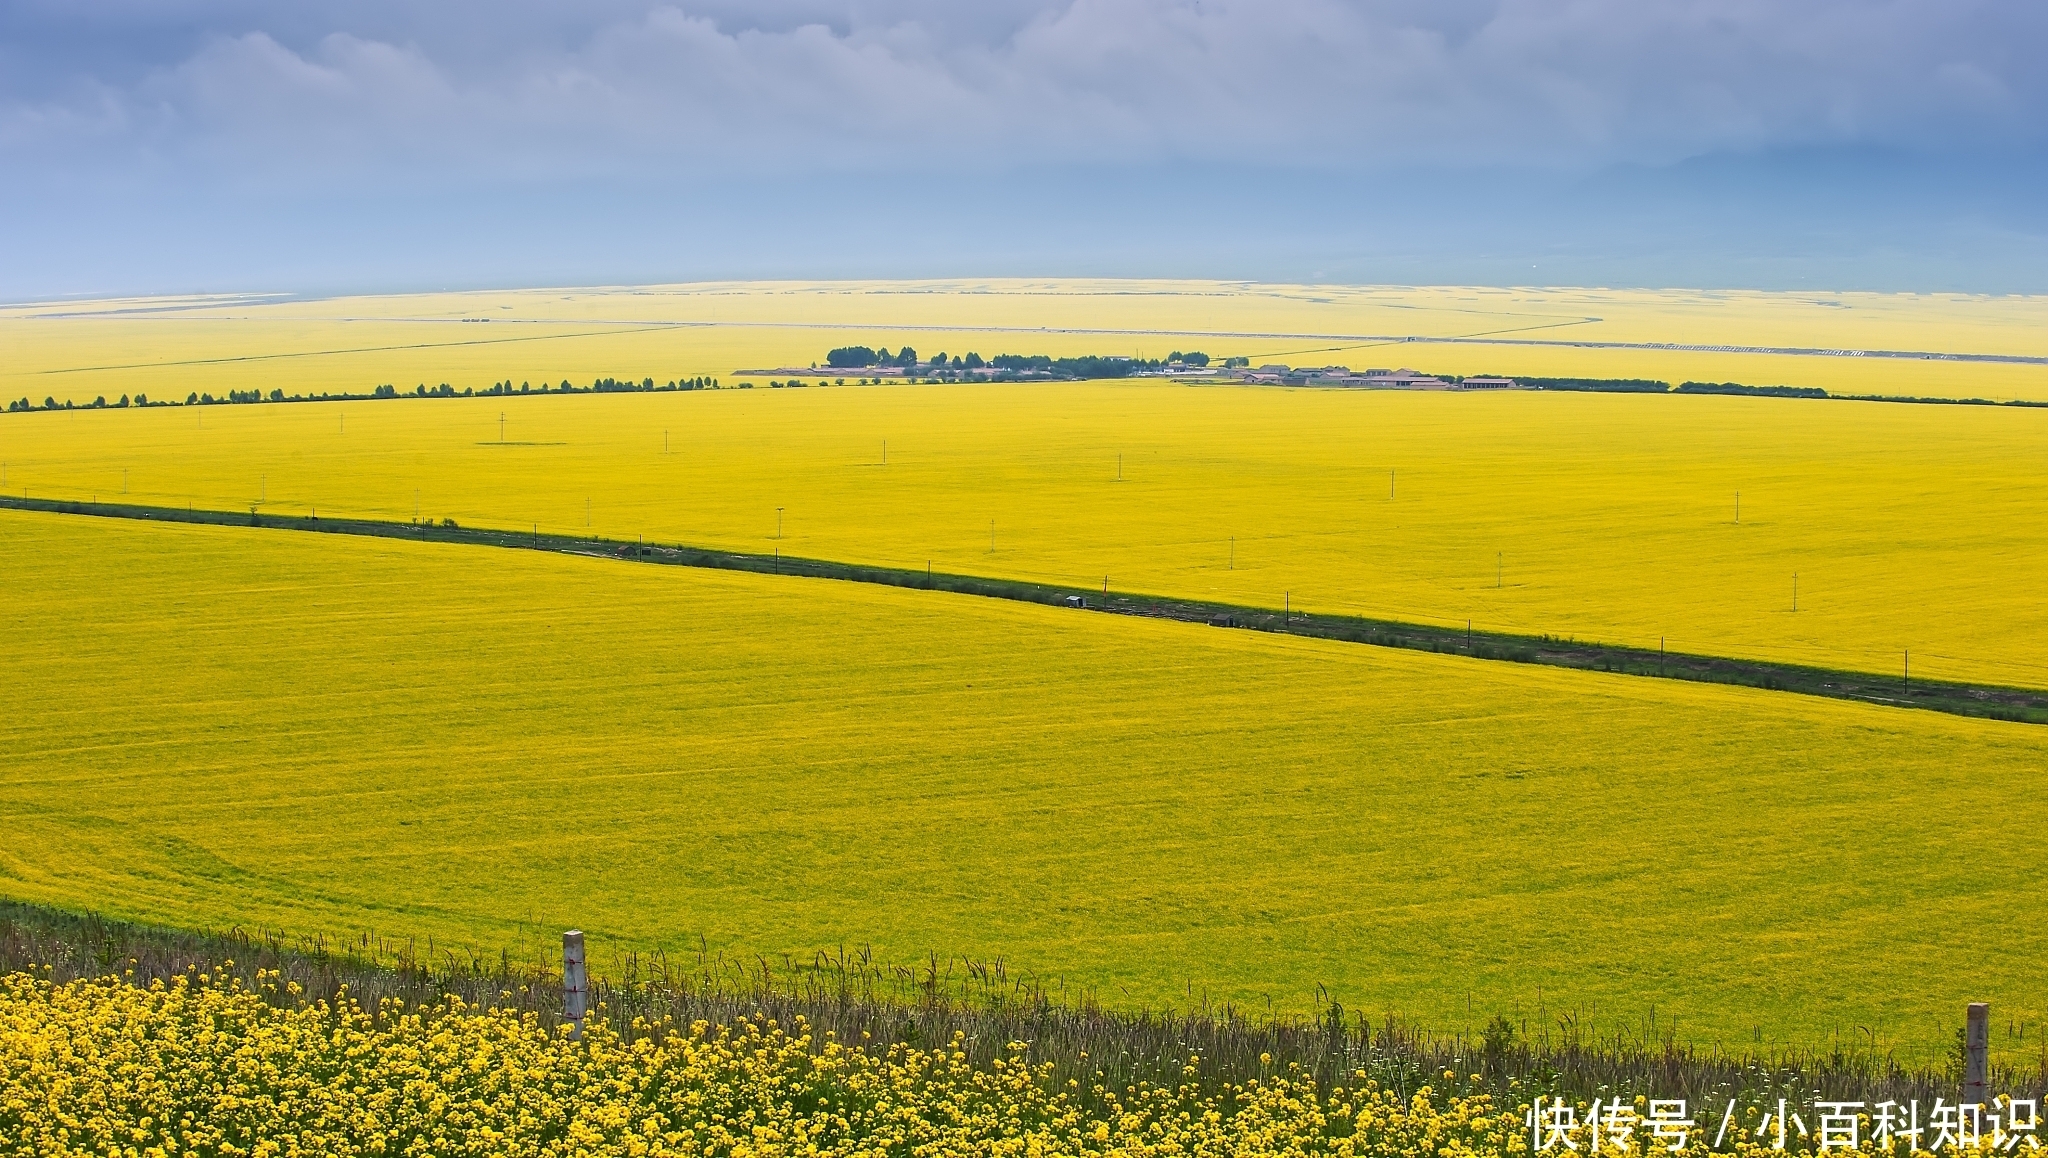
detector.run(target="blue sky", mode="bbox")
[4,1,2044,298]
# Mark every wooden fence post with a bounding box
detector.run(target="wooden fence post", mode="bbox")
[564,930,588,1042]
[1965,1001,1989,1105]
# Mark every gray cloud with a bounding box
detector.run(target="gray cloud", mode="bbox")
[5,0,2044,183]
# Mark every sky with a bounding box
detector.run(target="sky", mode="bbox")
[4,0,2046,298]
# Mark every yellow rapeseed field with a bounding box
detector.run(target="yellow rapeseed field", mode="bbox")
[4,381,2045,687]
[4,280,2047,405]
[0,967,1999,1157]
[3,509,2045,1059]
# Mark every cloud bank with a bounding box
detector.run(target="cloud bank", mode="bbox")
[3,1,2045,294]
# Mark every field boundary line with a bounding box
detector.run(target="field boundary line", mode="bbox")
[5,493,2043,726]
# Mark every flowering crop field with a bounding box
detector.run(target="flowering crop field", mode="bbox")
[2,509,2044,1061]
[1,964,2002,1158]
[5,280,2048,404]
[0,968,1542,1158]
[4,380,2047,687]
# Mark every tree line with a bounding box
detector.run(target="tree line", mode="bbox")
[5,376,726,414]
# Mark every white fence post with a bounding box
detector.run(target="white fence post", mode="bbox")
[563,930,588,1042]
[1965,1001,1989,1106]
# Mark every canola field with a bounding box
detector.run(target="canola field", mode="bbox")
[3,969,1353,1157]
[0,968,1969,1158]
[5,382,2047,688]
[4,280,2048,406]
[3,508,2045,1061]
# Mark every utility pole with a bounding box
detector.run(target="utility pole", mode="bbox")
[1230,536,1235,570]
[500,412,506,442]
[1390,469,1395,500]
[989,519,995,553]
[1496,552,1502,588]
[1793,572,1798,612]
[777,507,784,540]
[1735,491,1741,524]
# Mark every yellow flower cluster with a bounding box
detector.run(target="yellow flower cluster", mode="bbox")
[0,969,1989,1157]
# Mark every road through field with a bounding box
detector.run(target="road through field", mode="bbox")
[2,508,2044,1062]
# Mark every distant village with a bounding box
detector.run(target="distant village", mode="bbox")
[738,346,1523,390]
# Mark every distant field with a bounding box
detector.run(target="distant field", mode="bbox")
[4,382,2046,688]
[2,508,2044,1062]
[4,280,2047,405]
